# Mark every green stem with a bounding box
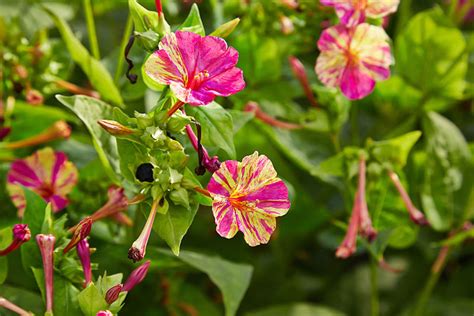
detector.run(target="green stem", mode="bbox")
[411,246,450,316]
[370,259,380,316]
[114,14,134,84]
[395,0,412,36]
[83,0,100,60]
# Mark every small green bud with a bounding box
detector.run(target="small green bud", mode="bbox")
[169,187,190,209]
[210,18,240,38]
[134,30,160,51]
[169,168,183,184]
[135,112,154,129]
[167,111,192,133]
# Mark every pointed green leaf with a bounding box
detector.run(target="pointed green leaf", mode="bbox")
[77,283,109,316]
[179,4,205,36]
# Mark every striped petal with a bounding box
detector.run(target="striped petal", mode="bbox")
[7,148,78,216]
[320,0,399,26]
[207,152,290,246]
[316,24,393,100]
[366,0,399,19]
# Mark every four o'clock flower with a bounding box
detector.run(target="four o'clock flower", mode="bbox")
[7,147,78,217]
[320,0,399,27]
[36,234,56,314]
[207,152,290,246]
[143,31,245,115]
[315,23,393,100]
[77,239,93,287]
[0,224,31,256]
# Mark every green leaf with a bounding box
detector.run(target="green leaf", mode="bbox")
[370,131,422,167]
[420,112,472,230]
[115,139,149,183]
[0,227,11,284]
[187,102,236,159]
[395,7,468,100]
[245,303,346,316]
[43,7,123,106]
[153,200,199,255]
[179,4,205,36]
[77,283,109,316]
[21,189,48,271]
[56,95,120,183]
[33,268,82,316]
[177,250,253,316]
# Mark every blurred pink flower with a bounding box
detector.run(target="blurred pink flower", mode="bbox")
[144,31,245,106]
[96,311,113,316]
[207,152,290,246]
[7,147,78,216]
[315,23,393,100]
[320,0,399,27]
[0,224,31,256]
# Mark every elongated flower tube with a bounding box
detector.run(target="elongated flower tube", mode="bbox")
[0,224,31,256]
[128,200,159,262]
[0,297,32,316]
[315,23,393,100]
[77,239,92,287]
[207,152,291,246]
[244,102,303,130]
[388,170,428,225]
[288,56,318,107]
[65,186,128,253]
[144,31,245,110]
[320,0,399,27]
[356,157,377,241]
[3,120,71,149]
[336,200,360,258]
[7,147,78,216]
[36,234,55,314]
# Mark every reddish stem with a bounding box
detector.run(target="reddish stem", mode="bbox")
[155,0,162,15]
[194,187,211,197]
[55,79,100,98]
[167,100,185,117]
[288,56,318,108]
[244,102,303,129]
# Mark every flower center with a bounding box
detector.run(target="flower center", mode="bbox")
[352,0,367,10]
[36,182,55,199]
[187,70,209,90]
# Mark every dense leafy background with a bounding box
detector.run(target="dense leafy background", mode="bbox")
[0,0,473,315]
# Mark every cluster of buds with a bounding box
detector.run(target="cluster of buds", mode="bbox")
[105,260,151,304]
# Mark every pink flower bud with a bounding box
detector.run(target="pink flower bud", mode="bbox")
[336,206,359,259]
[289,56,318,107]
[36,234,56,314]
[97,311,113,316]
[5,120,71,149]
[97,120,134,136]
[123,260,151,292]
[77,239,92,287]
[128,201,159,262]
[64,217,92,253]
[0,224,31,256]
[105,284,123,304]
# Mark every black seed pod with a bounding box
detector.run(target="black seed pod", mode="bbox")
[136,163,154,182]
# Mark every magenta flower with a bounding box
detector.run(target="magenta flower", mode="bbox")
[320,0,399,27]
[144,31,245,107]
[7,147,78,217]
[315,23,393,100]
[97,311,113,316]
[207,152,290,246]
[0,224,31,256]
[105,260,151,304]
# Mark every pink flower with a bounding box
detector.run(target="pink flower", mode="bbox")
[207,152,290,246]
[144,31,245,106]
[7,147,78,216]
[315,23,393,100]
[97,311,113,316]
[0,224,31,256]
[320,0,399,27]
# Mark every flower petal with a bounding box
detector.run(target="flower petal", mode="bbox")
[235,210,276,246]
[207,160,239,197]
[366,0,399,18]
[199,67,245,98]
[212,200,239,239]
[340,64,376,100]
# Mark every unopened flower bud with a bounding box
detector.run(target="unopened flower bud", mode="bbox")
[97,120,134,136]
[105,284,123,304]
[210,18,240,38]
[64,217,92,253]
[25,89,44,105]
[77,239,92,287]
[0,224,31,256]
[288,56,318,107]
[123,260,151,292]
[4,120,71,149]
[128,200,159,262]
[36,234,56,314]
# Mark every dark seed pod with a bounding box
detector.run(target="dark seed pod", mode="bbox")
[135,163,154,182]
